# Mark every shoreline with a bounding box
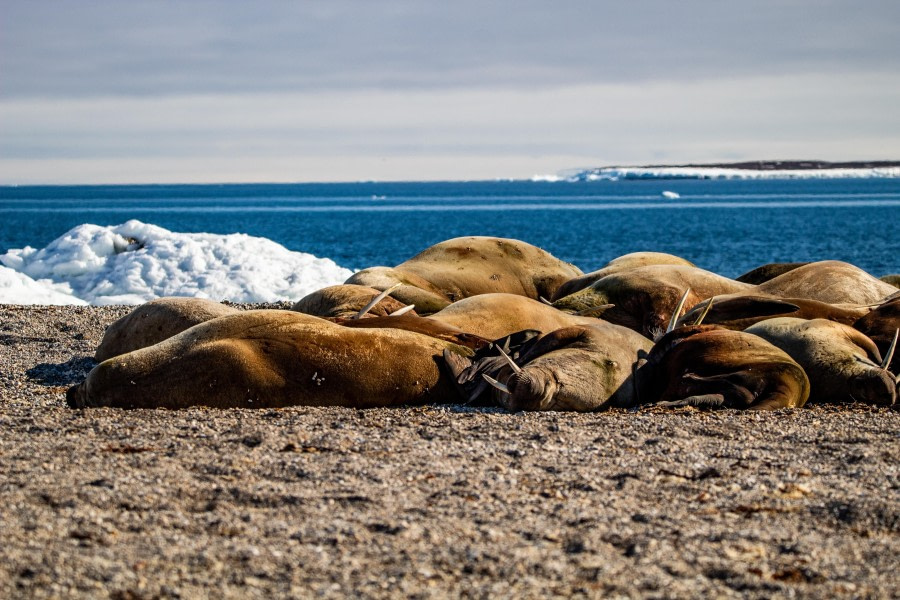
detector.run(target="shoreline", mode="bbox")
[1,304,898,597]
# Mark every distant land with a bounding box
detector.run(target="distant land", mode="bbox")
[546,160,900,182]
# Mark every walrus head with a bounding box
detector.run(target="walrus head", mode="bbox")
[848,369,897,406]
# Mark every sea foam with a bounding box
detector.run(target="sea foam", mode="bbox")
[0,220,353,305]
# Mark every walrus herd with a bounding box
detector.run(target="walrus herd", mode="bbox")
[67,235,899,411]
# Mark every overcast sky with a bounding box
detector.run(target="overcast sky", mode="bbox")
[2,0,899,184]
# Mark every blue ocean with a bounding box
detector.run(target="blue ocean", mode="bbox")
[2,178,899,278]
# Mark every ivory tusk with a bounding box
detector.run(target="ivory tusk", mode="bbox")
[354,283,402,319]
[666,288,692,333]
[539,296,554,305]
[693,298,714,326]
[389,304,416,317]
[881,328,898,371]
[492,343,522,374]
[575,303,615,316]
[482,373,510,394]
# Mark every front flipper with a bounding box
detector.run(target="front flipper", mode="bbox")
[653,394,726,409]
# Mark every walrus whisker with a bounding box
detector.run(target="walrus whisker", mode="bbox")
[492,343,523,374]
[354,283,403,319]
[666,288,692,334]
[482,373,510,394]
[575,303,615,316]
[693,298,714,326]
[389,304,416,317]
[881,328,898,371]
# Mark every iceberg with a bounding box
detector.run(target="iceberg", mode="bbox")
[564,162,900,181]
[0,220,353,305]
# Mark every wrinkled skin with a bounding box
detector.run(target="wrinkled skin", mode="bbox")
[67,310,470,409]
[853,297,900,373]
[345,236,582,314]
[445,323,653,412]
[756,261,897,305]
[551,252,695,301]
[746,317,897,406]
[552,265,751,339]
[633,325,810,410]
[292,284,413,319]
[94,297,239,361]
[735,262,809,285]
[675,295,872,331]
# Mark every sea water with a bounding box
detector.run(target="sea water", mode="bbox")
[1,178,898,304]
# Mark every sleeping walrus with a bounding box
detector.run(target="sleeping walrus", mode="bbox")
[550,251,695,301]
[745,317,897,405]
[68,310,471,409]
[632,325,810,410]
[755,261,897,305]
[345,236,582,314]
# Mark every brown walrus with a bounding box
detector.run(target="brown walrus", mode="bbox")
[94,297,239,362]
[444,321,653,412]
[632,325,810,410]
[853,297,900,373]
[345,236,582,314]
[735,262,809,285]
[550,251,695,301]
[67,310,471,409]
[674,295,872,332]
[745,317,897,406]
[756,261,897,305]
[552,265,752,339]
[291,284,414,319]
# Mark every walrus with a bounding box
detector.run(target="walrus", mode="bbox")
[674,295,872,332]
[94,297,239,362]
[632,325,810,410]
[880,274,900,289]
[292,284,414,319]
[745,317,897,406]
[345,236,582,314]
[444,322,653,412]
[853,297,900,373]
[551,265,752,339]
[756,261,897,305]
[735,262,809,285]
[550,252,695,301]
[67,310,471,409]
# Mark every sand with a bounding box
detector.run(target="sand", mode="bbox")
[1,304,898,599]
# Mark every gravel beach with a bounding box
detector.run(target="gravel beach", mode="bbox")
[1,304,898,599]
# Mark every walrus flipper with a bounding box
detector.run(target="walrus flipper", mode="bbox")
[654,394,726,409]
[442,330,541,404]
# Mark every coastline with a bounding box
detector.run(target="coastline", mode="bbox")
[1,304,898,598]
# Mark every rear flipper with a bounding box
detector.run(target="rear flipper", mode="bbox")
[653,394,726,409]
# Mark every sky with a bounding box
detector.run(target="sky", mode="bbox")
[1,0,899,184]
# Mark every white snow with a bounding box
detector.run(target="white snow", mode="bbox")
[0,220,353,305]
[576,166,900,181]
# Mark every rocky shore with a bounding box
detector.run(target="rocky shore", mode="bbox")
[1,305,898,598]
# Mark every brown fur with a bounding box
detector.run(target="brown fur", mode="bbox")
[345,237,582,314]
[67,310,470,409]
[94,297,239,362]
[292,284,413,319]
[551,252,695,301]
[746,317,896,405]
[552,265,752,339]
[633,325,810,410]
[853,297,900,373]
[756,261,897,305]
[735,262,809,285]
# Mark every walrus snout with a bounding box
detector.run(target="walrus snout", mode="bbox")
[848,370,897,406]
[505,368,557,411]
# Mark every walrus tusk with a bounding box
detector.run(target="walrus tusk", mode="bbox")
[666,288,692,333]
[355,283,403,319]
[881,328,898,371]
[492,343,523,374]
[482,373,510,394]
[389,304,416,317]
[539,296,553,305]
[693,298,714,326]
[575,303,615,316]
